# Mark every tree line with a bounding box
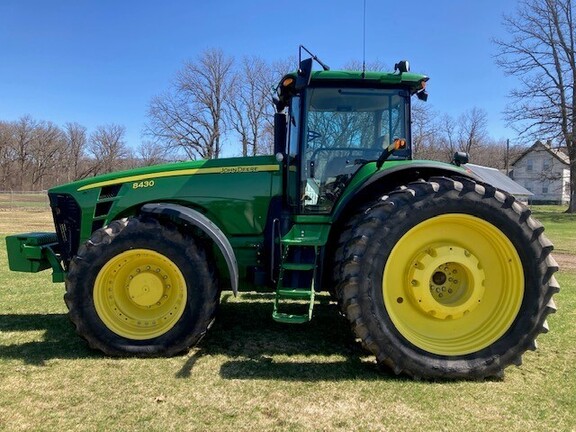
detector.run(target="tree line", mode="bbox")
[0,117,168,191]
[411,103,525,168]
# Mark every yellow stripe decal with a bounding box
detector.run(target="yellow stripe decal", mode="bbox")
[78,164,280,191]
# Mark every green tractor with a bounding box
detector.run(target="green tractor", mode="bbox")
[6,53,559,379]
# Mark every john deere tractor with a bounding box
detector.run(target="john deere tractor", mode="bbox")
[6,52,559,379]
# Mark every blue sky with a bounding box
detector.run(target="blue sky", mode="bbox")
[0,0,520,155]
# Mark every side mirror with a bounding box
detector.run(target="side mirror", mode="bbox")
[452,151,469,166]
[417,90,428,102]
[295,58,313,91]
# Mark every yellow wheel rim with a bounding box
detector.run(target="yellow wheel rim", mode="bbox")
[94,249,187,340]
[383,214,524,356]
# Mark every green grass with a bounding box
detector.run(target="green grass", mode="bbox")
[530,205,576,254]
[0,209,575,431]
[0,193,49,209]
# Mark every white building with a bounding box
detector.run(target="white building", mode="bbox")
[511,141,570,204]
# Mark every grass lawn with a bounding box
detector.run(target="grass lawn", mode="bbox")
[530,205,576,254]
[0,206,575,431]
[0,193,49,210]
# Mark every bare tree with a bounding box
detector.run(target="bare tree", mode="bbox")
[0,121,15,189]
[146,48,234,160]
[436,113,459,162]
[470,138,522,169]
[428,108,490,163]
[342,59,389,72]
[457,107,489,156]
[495,0,576,212]
[89,124,129,174]
[411,101,439,159]
[10,116,37,191]
[63,122,89,181]
[137,140,170,166]
[228,56,275,156]
[29,121,63,189]
[271,56,299,81]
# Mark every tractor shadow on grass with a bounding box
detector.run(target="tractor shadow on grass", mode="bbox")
[0,313,96,365]
[179,293,401,382]
[0,294,400,381]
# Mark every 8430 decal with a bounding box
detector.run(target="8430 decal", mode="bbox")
[132,180,155,189]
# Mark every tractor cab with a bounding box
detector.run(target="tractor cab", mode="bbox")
[274,55,429,214]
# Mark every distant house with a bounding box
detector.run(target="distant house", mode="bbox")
[464,163,533,203]
[510,141,570,204]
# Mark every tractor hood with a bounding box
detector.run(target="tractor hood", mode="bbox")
[49,156,280,194]
[47,155,282,261]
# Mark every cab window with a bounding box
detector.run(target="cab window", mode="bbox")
[301,87,409,213]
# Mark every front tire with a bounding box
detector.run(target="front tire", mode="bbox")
[65,218,219,356]
[335,177,559,379]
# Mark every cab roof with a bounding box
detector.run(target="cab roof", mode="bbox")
[283,69,429,92]
[309,70,428,90]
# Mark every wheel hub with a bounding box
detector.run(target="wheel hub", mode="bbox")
[128,271,165,307]
[408,245,485,320]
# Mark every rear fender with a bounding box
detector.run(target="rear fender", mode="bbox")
[140,203,239,295]
[332,163,479,223]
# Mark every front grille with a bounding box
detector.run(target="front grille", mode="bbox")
[49,193,81,269]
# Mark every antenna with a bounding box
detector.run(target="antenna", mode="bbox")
[299,45,330,71]
[362,0,366,78]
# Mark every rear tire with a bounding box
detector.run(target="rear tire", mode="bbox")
[334,177,559,379]
[65,217,219,357]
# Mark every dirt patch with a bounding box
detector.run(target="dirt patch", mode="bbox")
[554,253,576,271]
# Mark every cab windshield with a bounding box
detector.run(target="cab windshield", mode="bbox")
[302,87,410,213]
